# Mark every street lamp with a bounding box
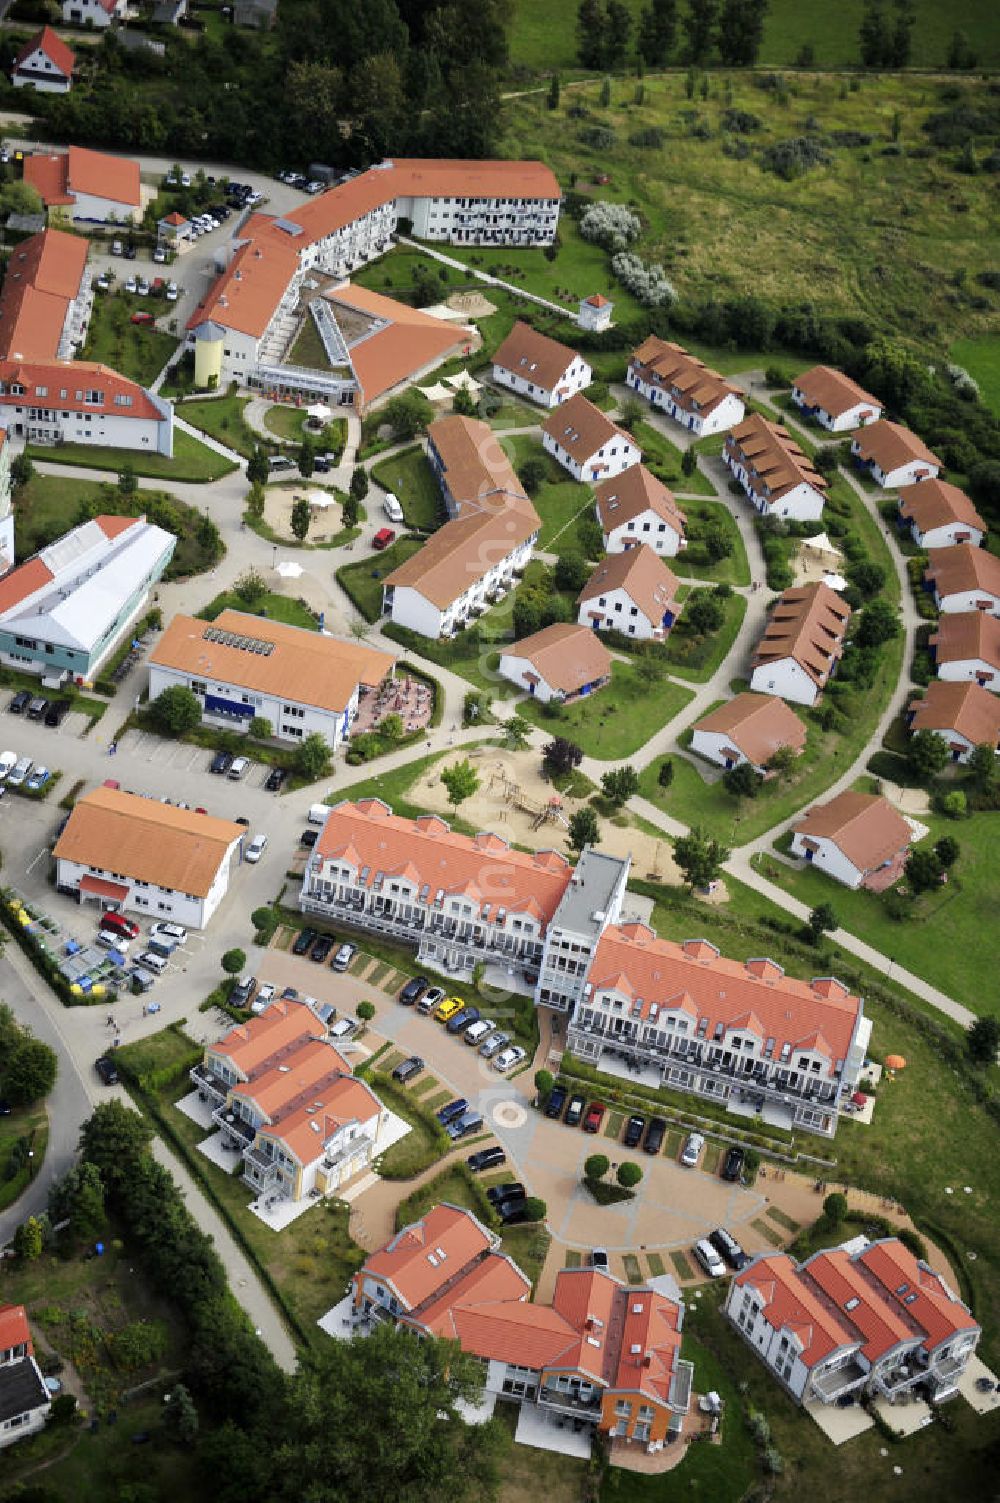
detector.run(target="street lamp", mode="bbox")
[272,545,277,570]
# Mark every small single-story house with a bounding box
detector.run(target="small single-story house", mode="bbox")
[577,292,612,332]
[929,611,1000,691]
[491,321,591,409]
[924,545,1000,617]
[12,26,74,91]
[158,210,192,247]
[690,692,806,775]
[790,791,912,889]
[542,393,640,482]
[791,366,882,433]
[498,622,612,704]
[749,582,851,707]
[0,1304,50,1450]
[577,543,681,641]
[61,0,123,26]
[626,336,744,437]
[53,786,246,929]
[724,413,827,522]
[851,420,941,490]
[595,464,686,558]
[907,680,1000,763]
[897,479,986,551]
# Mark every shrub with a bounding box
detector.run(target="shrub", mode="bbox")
[610,252,676,309]
[579,201,641,252]
[628,126,665,148]
[760,137,831,180]
[722,108,762,134]
[578,126,616,151]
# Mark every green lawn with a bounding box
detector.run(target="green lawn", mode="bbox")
[677,498,751,587]
[520,661,695,758]
[663,589,747,682]
[26,426,237,483]
[499,433,596,552]
[288,315,333,369]
[262,406,348,451]
[336,536,423,621]
[82,288,178,386]
[178,393,257,458]
[488,397,540,429]
[632,419,715,497]
[0,1100,47,1212]
[370,445,444,531]
[754,803,1000,1017]
[197,589,318,632]
[950,335,1000,418]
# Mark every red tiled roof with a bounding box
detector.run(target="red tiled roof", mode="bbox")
[449,1298,577,1368]
[925,544,1000,602]
[898,479,985,537]
[0,228,88,360]
[610,1288,683,1408]
[67,146,141,208]
[630,336,741,420]
[187,234,299,339]
[0,1303,32,1355]
[792,792,911,873]
[162,211,188,227]
[549,1267,619,1382]
[230,1036,352,1119]
[804,1248,915,1363]
[22,153,73,206]
[258,1074,380,1165]
[929,611,1000,673]
[726,412,828,506]
[79,874,129,902]
[0,359,163,421]
[735,1254,858,1367]
[493,320,581,392]
[793,366,880,420]
[908,680,1000,747]
[595,463,686,538]
[0,555,52,614]
[856,1240,978,1354]
[589,923,862,1073]
[208,1000,320,1080]
[15,25,74,76]
[363,1203,495,1311]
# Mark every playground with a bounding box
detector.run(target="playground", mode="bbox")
[413,749,683,884]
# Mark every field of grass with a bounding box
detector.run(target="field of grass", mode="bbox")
[82,288,178,386]
[178,393,257,458]
[507,0,1000,73]
[755,802,999,1016]
[950,335,1000,418]
[0,1100,47,1211]
[520,660,695,758]
[677,498,751,586]
[632,418,715,497]
[336,536,423,621]
[498,432,598,552]
[663,589,747,682]
[501,74,1000,352]
[370,445,444,531]
[197,589,317,632]
[288,315,332,369]
[26,426,236,483]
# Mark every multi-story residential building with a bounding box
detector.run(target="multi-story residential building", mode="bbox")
[11,27,74,92]
[148,609,395,752]
[542,393,640,482]
[924,545,1000,617]
[690,692,806,775]
[929,611,1000,692]
[0,1304,50,1449]
[791,366,882,433]
[498,622,612,704]
[383,415,539,639]
[907,680,1000,764]
[724,413,827,522]
[0,228,92,362]
[0,359,172,454]
[749,582,852,707]
[300,797,589,983]
[54,786,245,929]
[0,432,13,570]
[790,792,912,890]
[0,514,175,680]
[626,338,744,437]
[24,146,144,224]
[577,544,682,641]
[566,921,870,1137]
[851,421,941,489]
[61,0,124,26]
[725,1237,979,1410]
[491,321,591,409]
[897,479,986,551]
[352,1204,694,1455]
[595,464,686,558]
[534,847,631,1014]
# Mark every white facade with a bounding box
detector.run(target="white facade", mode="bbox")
[384,531,537,640]
[68,187,139,225]
[626,366,745,437]
[62,0,122,25]
[577,585,664,641]
[0,396,171,455]
[788,831,868,889]
[492,352,591,410]
[690,727,772,774]
[401,192,560,248]
[910,724,981,765]
[936,656,999,691]
[578,295,612,333]
[724,450,825,522]
[603,509,684,558]
[147,661,359,752]
[933,586,1000,618]
[13,47,72,91]
[749,657,823,708]
[542,427,640,483]
[790,391,881,434]
[851,442,940,490]
[496,649,608,703]
[56,839,241,929]
[909,518,986,551]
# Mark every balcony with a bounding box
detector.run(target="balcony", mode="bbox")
[537,1386,601,1418]
[190,1063,228,1105]
[242,1147,280,1189]
[809,1359,869,1403]
[213,1106,255,1145]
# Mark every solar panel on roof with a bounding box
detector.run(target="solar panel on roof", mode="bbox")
[202,626,275,655]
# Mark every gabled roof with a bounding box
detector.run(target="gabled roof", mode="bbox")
[929,610,1000,673]
[363,1203,496,1311]
[448,1298,577,1368]
[726,412,828,504]
[897,479,986,537]
[578,543,680,625]
[187,233,300,339]
[629,336,740,420]
[804,1248,916,1364]
[735,1254,860,1367]
[15,25,74,76]
[925,544,1000,601]
[595,463,686,537]
[208,999,320,1079]
[693,692,806,765]
[22,153,74,206]
[66,145,141,208]
[908,680,1000,747]
[792,791,911,872]
[752,581,851,688]
[230,1036,352,1120]
[0,228,88,360]
[0,1304,31,1355]
[383,496,539,610]
[428,414,528,512]
[327,283,465,407]
[542,393,634,465]
[851,419,941,474]
[0,358,164,421]
[257,1073,381,1166]
[504,622,612,695]
[493,320,582,391]
[856,1240,978,1353]
[793,366,881,419]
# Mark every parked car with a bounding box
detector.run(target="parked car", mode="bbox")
[150,922,187,943]
[254,982,276,1009]
[436,1098,468,1126]
[486,1182,525,1207]
[331,942,356,971]
[210,750,233,774]
[44,700,70,727]
[382,492,403,523]
[300,829,319,847]
[265,767,287,792]
[478,1030,509,1059]
[26,697,48,721]
[0,750,16,780]
[680,1132,705,1168]
[434,996,463,1025]
[96,931,130,955]
[693,1239,726,1279]
[392,1056,424,1084]
[583,1101,606,1134]
[446,1110,483,1141]
[493,1045,526,1073]
[446,1005,480,1035]
[721,1145,745,1183]
[268,455,296,473]
[372,527,396,551]
[643,1116,667,1155]
[293,928,318,956]
[468,1146,506,1172]
[310,934,334,963]
[124,276,138,294]
[100,912,140,941]
[623,1113,646,1149]
[591,1248,609,1270]
[564,1094,586,1128]
[244,833,268,864]
[463,1019,494,1047]
[228,756,251,780]
[25,765,50,792]
[8,690,30,714]
[498,1198,532,1225]
[228,976,257,1007]
[130,311,154,326]
[545,1084,568,1119]
[399,976,428,1005]
[136,951,168,975]
[329,1017,356,1041]
[710,1227,749,1272]
[280,986,298,1001]
[417,986,446,1015]
[7,756,32,786]
[95,1055,119,1086]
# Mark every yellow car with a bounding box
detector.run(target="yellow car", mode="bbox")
[434,996,463,1024]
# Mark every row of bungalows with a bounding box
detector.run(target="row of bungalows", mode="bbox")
[916,547,1000,760]
[626,337,745,437]
[723,413,828,523]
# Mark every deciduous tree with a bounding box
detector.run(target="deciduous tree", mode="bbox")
[149,685,201,736]
[617,1160,643,1189]
[294,732,332,781]
[290,497,311,541]
[907,728,948,783]
[584,1153,610,1182]
[601,766,639,807]
[674,825,730,889]
[637,0,677,65]
[967,1015,1000,1066]
[441,758,479,810]
[221,948,246,977]
[568,806,600,851]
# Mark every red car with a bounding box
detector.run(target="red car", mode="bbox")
[130,311,155,326]
[583,1101,606,1134]
[372,527,396,551]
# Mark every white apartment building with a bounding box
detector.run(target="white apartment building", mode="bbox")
[791,366,882,433]
[627,337,744,437]
[542,393,640,482]
[62,0,123,26]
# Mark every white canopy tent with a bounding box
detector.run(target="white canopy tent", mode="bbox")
[803,532,840,556]
[275,561,304,579]
[306,402,333,422]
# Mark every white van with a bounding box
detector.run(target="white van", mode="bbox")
[383,492,403,523]
[0,750,16,780]
[136,950,168,974]
[464,1019,493,1047]
[693,1239,726,1279]
[308,803,329,825]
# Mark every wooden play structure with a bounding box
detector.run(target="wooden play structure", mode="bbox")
[487,763,570,830]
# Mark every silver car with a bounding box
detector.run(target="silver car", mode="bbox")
[479,1030,510,1060]
[681,1132,705,1168]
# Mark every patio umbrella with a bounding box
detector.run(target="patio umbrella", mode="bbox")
[306,401,332,422]
[851,1090,868,1107]
[275,560,304,579]
[885,1054,906,1070]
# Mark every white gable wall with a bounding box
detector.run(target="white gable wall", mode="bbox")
[749,657,822,708]
[604,509,683,557]
[788,832,863,888]
[492,353,591,409]
[910,520,985,550]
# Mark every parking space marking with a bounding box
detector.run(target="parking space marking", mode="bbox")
[25,846,49,876]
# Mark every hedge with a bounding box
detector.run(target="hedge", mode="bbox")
[0,889,115,1009]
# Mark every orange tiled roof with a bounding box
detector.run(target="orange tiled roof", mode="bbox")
[897,479,985,537]
[428,413,528,511]
[505,622,612,695]
[693,692,806,764]
[187,234,300,339]
[0,228,88,360]
[230,1036,352,1120]
[0,1303,32,1355]
[15,26,74,76]
[0,358,163,421]
[726,412,828,506]
[610,1287,683,1408]
[67,145,141,208]
[929,611,1000,673]
[23,153,73,206]
[804,1248,916,1363]
[258,1074,381,1165]
[752,581,851,688]
[925,543,1000,601]
[595,463,686,537]
[793,366,880,419]
[449,1297,578,1367]
[908,679,1000,747]
[852,419,940,473]
[735,1254,859,1367]
[589,923,862,1071]
[578,543,681,627]
[493,320,582,392]
[630,336,740,420]
[364,1203,495,1311]
[856,1240,978,1353]
[328,283,466,406]
[792,792,911,873]
[542,392,634,465]
[208,999,320,1080]
[0,555,53,614]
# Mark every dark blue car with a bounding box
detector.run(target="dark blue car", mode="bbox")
[436,1097,468,1125]
[446,1006,480,1035]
